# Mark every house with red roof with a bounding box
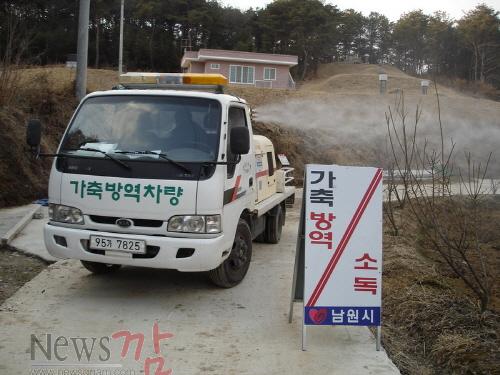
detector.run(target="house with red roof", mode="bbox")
[181,49,298,89]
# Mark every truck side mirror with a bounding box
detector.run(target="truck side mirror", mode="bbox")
[26,119,42,157]
[230,127,250,155]
[27,119,42,147]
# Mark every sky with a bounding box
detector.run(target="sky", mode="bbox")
[219,0,500,20]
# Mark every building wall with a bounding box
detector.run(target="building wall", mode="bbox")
[189,61,205,73]
[202,60,293,89]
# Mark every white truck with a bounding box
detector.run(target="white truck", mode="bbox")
[26,73,295,287]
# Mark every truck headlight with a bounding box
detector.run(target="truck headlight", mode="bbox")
[168,215,221,234]
[49,204,84,224]
[205,215,222,233]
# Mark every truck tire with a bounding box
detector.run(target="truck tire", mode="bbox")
[255,230,266,243]
[81,261,121,274]
[209,219,252,288]
[265,204,284,244]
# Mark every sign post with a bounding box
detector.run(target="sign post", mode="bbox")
[289,164,383,351]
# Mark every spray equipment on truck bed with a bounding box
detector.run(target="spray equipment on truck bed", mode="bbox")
[115,72,228,93]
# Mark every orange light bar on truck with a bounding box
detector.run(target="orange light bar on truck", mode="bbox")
[119,73,228,86]
[182,73,228,85]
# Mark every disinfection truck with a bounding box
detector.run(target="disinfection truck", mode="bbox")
[26,73,295,287]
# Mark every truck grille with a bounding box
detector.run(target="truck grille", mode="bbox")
[89,215,163,228]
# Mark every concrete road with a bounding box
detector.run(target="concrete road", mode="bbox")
[9,207,58,262]
[0,202,399,375]
[0,204,34,242]
[8,207,58,263]
[0,205,34,239]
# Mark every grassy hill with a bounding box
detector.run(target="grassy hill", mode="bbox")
[1,64,499,207]
[303,63,450,95]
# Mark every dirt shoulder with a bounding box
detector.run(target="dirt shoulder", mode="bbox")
[0,246,47,305]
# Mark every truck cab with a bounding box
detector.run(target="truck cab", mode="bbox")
[29,73,294,287]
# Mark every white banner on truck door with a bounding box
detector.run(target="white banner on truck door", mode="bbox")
[302,164,383,347]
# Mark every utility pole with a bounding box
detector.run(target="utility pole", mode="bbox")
[118,0,124,76]
[75,0,90,101]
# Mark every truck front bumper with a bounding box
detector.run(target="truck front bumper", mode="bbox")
[44,224,232,272]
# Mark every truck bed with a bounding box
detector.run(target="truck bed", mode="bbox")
[254,186,295,216]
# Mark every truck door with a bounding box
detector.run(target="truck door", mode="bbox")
[224,105,254,207]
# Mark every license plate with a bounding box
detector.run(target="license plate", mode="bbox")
[89,235,146,254]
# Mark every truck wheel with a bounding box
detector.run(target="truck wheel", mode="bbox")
[81,261,121,274]
[255,230,266,243]
[209,219,252,288]
[265,205,284,244]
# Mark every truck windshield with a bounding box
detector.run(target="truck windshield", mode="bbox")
[60,95,222,162]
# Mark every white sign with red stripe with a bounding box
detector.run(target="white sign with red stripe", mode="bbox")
[304,165,382,326]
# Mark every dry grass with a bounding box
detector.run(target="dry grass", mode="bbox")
[437,77,500,101]
[0,69,76,207]
[382,199,500,375]
[18,65,119,92]
[228,86,294,106]
[0,66,20,107]
[302,63,461,97]
[311,63,406,79]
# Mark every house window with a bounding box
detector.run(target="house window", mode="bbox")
[264,67,276,80]
[210,63,220,69]
[229,65,255,84]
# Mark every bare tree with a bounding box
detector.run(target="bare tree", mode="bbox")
[385,91,421,207]
[386,89,495,313]
[490,179,499,195]
[384,164,400,236]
